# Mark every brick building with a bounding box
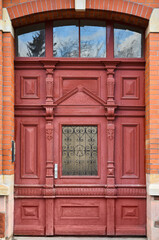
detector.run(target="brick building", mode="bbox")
[0,0,159,239]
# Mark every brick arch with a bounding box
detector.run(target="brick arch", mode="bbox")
[7,0,153,28]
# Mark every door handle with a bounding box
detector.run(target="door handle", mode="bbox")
[54,164,58,179]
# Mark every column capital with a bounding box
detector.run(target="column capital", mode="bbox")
[146,8,159,38]
[0,8,14,37]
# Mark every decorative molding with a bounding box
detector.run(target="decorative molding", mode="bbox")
[43,188,55,196]
[14,187,42,196]
[14,186,146,197]
[46,78,53,100]
[0,8,14,37]
[107,129,114,141]
[106,188,117,196]
[117,187,146,196]
[55,86,106,106]
[107,123,115,141]
[46,129,53,141]
[56,187,105,196]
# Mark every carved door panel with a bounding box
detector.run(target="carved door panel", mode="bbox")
[14,60,146,236]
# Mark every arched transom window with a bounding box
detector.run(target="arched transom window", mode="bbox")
[16,20,144,59]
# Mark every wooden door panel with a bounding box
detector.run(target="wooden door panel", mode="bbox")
[115,117,145,185]
[115,69,144,106]
[14,59,145,236]
[116,199,146,235]
[15,69,46,105]
[15,117,46,185]
[14,199,45,235]
[53,70,107,101]
[55,199,106,235]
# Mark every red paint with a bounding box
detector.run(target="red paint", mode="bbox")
[14,22,146,236]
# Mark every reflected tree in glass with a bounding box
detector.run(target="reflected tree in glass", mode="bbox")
[80,20,106,58]
[17,26,45,57]
[27,30,45,57]
[114,25,142,58]
[53,20,79,57]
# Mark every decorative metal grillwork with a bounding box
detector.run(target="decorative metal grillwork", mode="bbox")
[62,126,98,176]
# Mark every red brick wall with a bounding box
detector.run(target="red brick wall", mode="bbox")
[145,33,159,174]
[2,32,14,175]
[0,31,2,175]
[3,0,159,8]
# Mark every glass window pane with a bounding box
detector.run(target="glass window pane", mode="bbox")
[16,24,45,57]
[53,20,79,57]
[62,126,98,176]
[114,24,142,58]
[80,20,106,58]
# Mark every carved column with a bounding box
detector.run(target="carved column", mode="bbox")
[42,62,57,235]
[104,63,118,235]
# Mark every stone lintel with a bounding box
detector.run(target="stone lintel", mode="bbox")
[0,8,14,37]
[146,8,159,38]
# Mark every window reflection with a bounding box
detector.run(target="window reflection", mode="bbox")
[16,24,45,57]
[80,20,106,58]
[53,20,79,57]
[114,24,142,58]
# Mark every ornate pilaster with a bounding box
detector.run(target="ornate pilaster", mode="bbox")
[104,63,118,191]
[106,66,116,105]
[104,63,118,235]
[42,62,57,236]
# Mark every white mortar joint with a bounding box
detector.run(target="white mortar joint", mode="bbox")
[146,8,159,38]
[0,8,14,37]
[75,0,86,11]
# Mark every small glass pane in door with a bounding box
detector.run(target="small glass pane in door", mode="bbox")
[62,126,98,176]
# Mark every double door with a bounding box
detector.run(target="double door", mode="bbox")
[14,60,146,236]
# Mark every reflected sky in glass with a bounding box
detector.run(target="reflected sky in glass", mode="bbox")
[17,29,45,57]
[80,20,106,58]
[53,20,79,57]
[114,25,142,58]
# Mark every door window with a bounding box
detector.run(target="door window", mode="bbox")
[62,125,98,176]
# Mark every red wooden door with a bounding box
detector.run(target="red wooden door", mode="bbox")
[14,59,146,236]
